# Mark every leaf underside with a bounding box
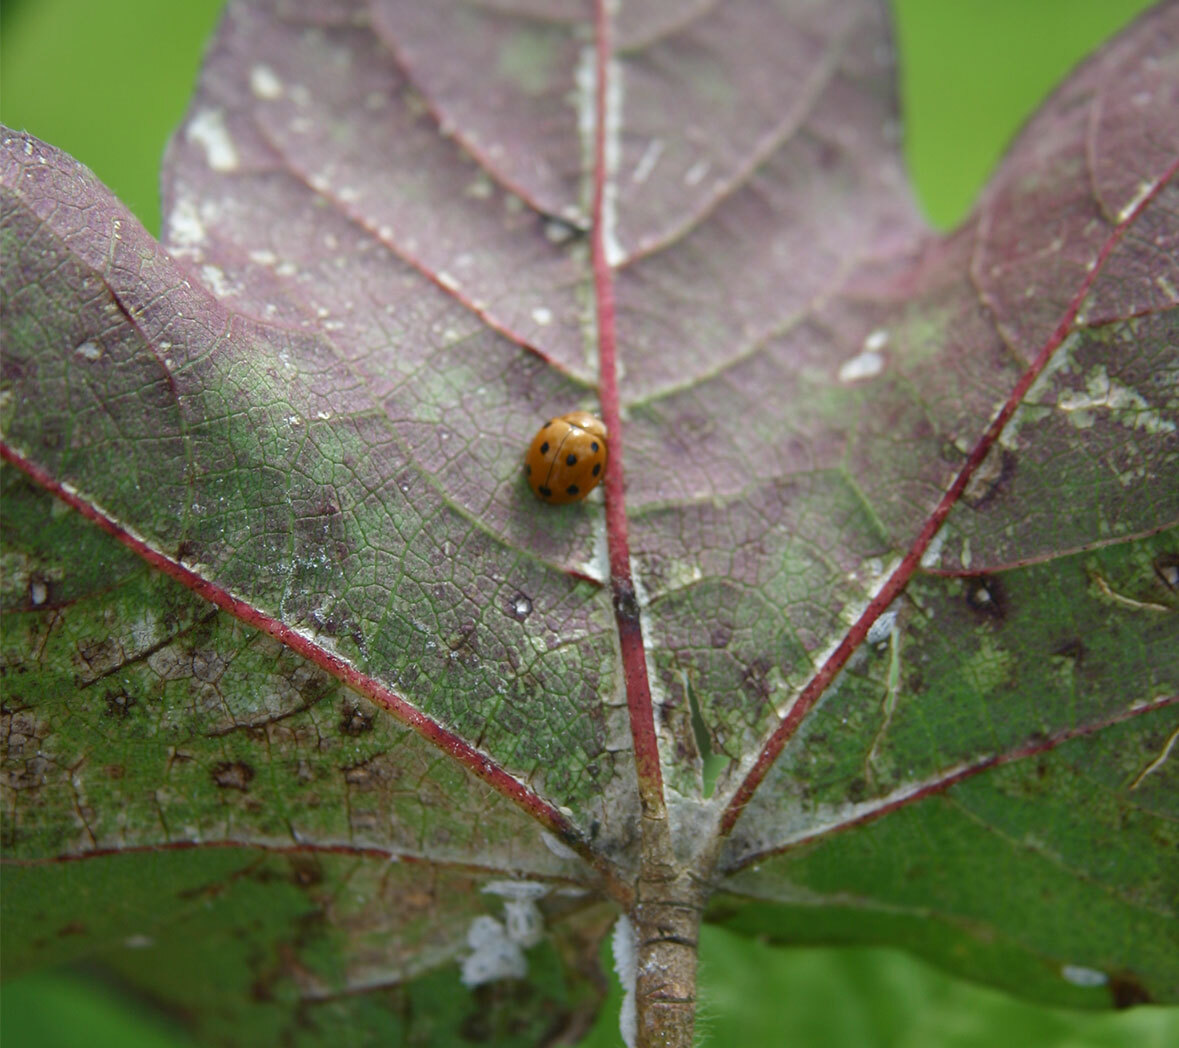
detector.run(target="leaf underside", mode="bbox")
[2,0,1177,1040]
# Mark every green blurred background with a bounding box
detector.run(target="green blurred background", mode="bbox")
[1,1,1176,1045]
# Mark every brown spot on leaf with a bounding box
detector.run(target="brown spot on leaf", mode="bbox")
[1052,639,1086,664]
[506,592,533,621]
[446,620,480,667]
[343,757,381,788]
[288,856,323,888]
[741,659,772,704]
[104,764,125,780]
[1109,973,1152,1008]
[77,638,120,678]
[612,580,640,623]
[211,761,255,791]
[338,702,373,737]
[709,625,733,649]
[104,690,136,719]
[57,920,87,937]
[1153,553,1179,592]
[963,447,1016,509]
[964,575,1006,621]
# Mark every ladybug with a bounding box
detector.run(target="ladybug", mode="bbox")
[524,411,608,504]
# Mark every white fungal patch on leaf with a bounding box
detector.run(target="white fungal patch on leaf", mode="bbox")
[483,881,549,948]
[1116,179,1156,223]
[577,41,624,265]
[460,915,526,987]
[460,882,551,985]
[200,265,234,299]
[185,109,239,172]
[684,159,710,187]
[540,829,577,859]
[531,305,553,326]
[167,197,209,251]
[249,65,283,100]
[1057,365,1175,434]
[1061,964,1108,987]
[661,558,704,596]
[611,914,638,1048]
[575,517,609,584]
[74,340,103,362]
[838,350,885,383]
[920,526,948,569]
[866,609,897,645]
[632,138,664,184]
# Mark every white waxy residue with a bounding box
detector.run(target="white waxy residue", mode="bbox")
[1061,964,1108,988]
[540,829,578,859]
[167,198,207,250]
[249,65,283,100]
[612,914,637,1048]
[838,350,884,383]
[839,329,889,383]
[462,881,551,985]
[185,109,239,172]
[920,526,948,569]
[632,138,664,184]
[866,609,897,645]
[460,916,526,986]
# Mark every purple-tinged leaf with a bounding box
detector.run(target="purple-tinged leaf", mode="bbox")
[2,0,1177,1042]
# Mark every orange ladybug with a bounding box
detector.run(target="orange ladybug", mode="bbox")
[524,411,608,504]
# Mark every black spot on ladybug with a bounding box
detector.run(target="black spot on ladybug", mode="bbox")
[566,484,579,496]
[964,575,1006,621]
[544,420,553,428]
[592,463,601,476]
[524,463,531,475]
[539,485,552,497]
[540,441,549,454]
[591,441,599,452]
[211,761,255,791]
[566,453,577,466]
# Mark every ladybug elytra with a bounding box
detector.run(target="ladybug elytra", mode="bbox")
[524,411,607,504]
